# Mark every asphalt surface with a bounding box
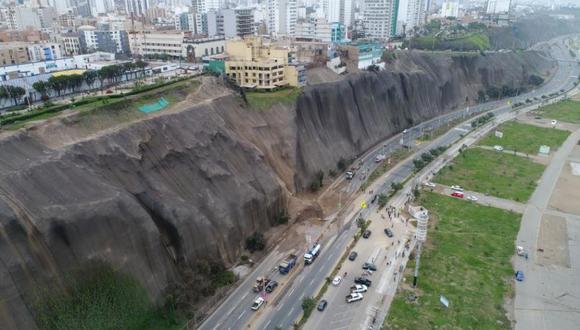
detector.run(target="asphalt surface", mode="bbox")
[198,36,580,330]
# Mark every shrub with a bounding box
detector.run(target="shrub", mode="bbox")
[301,297,317,320]
[245,232,266,252]
[378,194,389,208]
[337,157,347,171]
[274,209,289,225]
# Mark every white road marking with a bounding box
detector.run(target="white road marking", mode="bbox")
[265,320,272,328]
[237,311,246,320]
[454,127,469,132]
[309,278,315,286]
[288,288,295,296]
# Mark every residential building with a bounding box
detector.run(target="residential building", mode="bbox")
[338,41,384,71]
[363,0,399,40]
[177,12,198,33]
[62,34,83,56]
[207,8,254,38]
[406,0,426,31]
[486,0,511,14]
[192,0,222,14]
[267,0,297,36]
[0,42,30,65]
[27,42,63,62]
[5,7,42,31]
[328,0,353,27]
[295,18,343,43]
[183,36,226,59]
[125,0,150,17]
[80,26,131,54]
[331,22,346,42]
[225,37,305,90]
[441,1,460,18]
[130,31,185,59]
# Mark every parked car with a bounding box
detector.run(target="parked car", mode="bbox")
[345,292,364,303]
[317,299,328,311]
[363,229,372,238]
[451,185,464,192]
[403,129,408,134]
[348,251,358,261]
[375,154,386,163]
[551,120,558,126]
[346,171,355,180]
[265,280,278,293]
[332,276,342,286]
[515,271,525,282]
[350,284,368,293]
[362,262,377,271]
[466,195,478,201]
[251,297,265,311]
[423,182,436,188]
[493,145,504,151]
[451,192,464,199]
[354,277,372,286]
[384,228,394,237]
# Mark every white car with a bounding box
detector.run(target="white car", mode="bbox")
[375,154,386,163]
[551,120,558,126]
[451,185,464,192]
[403,129,408,134]
[350,284,368,293]
[251,297,265,311]
[332,275,342,286]
[493,145,504,152]
[466,195,478,201]
[345,292,364,303]
[423,182,436,188]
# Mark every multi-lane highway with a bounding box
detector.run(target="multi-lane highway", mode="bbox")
[198,36,579,330]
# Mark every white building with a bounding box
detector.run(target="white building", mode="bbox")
[125,0,150,17]
[486,0,511,14]
[207,8,254,38]
[192,0,222,14]
[441,1,459,18]
[406,0,426,32]
[363,0,399,40]
[62,35,83,56]
[296,18,332,42]
[267,0,297,36]
[27,43,63,62]
[328,0,353,27]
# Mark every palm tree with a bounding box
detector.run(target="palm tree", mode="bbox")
[48,76,66,97]
[5,85,26,105]
[83,70,97,90]
[33,80,49,101]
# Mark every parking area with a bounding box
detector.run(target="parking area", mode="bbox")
[305,204,414,330]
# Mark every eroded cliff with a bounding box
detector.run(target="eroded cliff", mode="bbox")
[0,50,554,328]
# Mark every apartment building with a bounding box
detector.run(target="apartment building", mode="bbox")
[80,26,130,54]
[130,31,225,60]
[225,37,305,90]
[363,0,399,39]
[27,42,63,62]
[0,42,30,65]
[207,8,254,38]
[62,34,83,56]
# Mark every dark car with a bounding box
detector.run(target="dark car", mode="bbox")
[317,299,328,311]
[348,251,358,261]
[362,262,377,271]
[384,228,394,238]
[371,195,378,204]
[362,230,372,239]
[354,277,372,287]
[265,280,278,293]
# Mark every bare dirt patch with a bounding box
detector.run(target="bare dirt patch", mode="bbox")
[549,152,580,216]
[536,214,570,268]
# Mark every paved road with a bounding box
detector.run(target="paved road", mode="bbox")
[198,35,580,330]
[430,183,527,214]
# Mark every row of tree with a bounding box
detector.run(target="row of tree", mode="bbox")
[0,60,150,107]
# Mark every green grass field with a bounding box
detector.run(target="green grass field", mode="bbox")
[434,148,545,202]
[384,192,520,330]
[538,100,580,124]
[478,121,570,154]
[245,87,302,110]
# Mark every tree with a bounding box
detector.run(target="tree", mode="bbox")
[5,85,26,105]
[135,60,148,78]
[301,297,317,319]
[83,70,97,90]
[378,194,388,208]
[48,76,67,96]
[528,74,544,86]
[33,80,49,100]
[391,182,403,192]
[245,232,266,252]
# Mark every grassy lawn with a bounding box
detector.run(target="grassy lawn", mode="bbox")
[434,148,544,202]
[245,87,302,110]
[538,100,580,124]
[478,121,570,154]
[384,192,520,330]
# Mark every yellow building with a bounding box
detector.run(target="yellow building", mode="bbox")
[225,37,305,90]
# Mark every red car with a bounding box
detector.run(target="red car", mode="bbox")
[451,192,464,199]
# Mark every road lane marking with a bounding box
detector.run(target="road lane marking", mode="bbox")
[265,320,271,329]
[288,288,295,296]
[237,311,246,320]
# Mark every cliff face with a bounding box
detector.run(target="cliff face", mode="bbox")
[0,51,553,328]
[293,51,553,189]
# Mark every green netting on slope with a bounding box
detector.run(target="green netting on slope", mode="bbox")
[139,97,169,113]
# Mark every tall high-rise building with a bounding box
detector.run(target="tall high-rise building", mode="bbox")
[207,8,254,38]
[267,0,296,36]
[486,0,511,14]
[192,0,221,14]
[362,0,399,40]
[125,0,150,16]
[328,0,353,27]
[406,0,425,31]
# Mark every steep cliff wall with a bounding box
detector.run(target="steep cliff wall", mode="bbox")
[0,50,554,328]
[293,51,554,189]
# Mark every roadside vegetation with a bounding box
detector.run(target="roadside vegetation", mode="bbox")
[434,148,544,202]
[385,192,519,330]
[479,121,570,154]
[1,77,199,130]
[412,146,448,172]
[244,87,302,110]
[537,100,580,124]
[33,262,183,330]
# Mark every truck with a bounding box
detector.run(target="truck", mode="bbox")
[304,244,321,265]
[278,254,298,274]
